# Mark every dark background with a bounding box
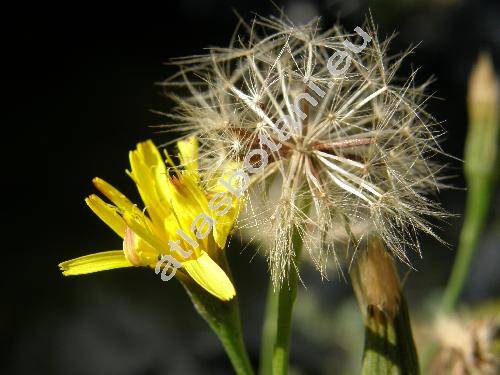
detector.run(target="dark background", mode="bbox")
[6,0,500,374]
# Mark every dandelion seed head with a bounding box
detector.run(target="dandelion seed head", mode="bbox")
[161,14,448,287]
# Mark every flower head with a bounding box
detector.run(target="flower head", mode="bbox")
[162,15,447,286]
[59,138,242,301]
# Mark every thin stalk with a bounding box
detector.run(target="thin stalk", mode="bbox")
[259,283,278,375]
[272,231,302,375]
[440,178,492,313]
[180,253,254,375]
[259,201,306,375]
[261,86,311,375]
[273,233,302,375]
[441,52,498,313]
[422,53,499,371]
[423,155,495,371]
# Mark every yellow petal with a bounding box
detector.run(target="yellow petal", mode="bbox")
[180,173,211,215]
[122,211,164,253]
[213,208,239,249]
[92,177,141,215]
[165,176,215,251]
[177,136,199,174]
[135,140,174,210]
[183,251,236,301]
[59,251,133,275]
[136,140,165,171]
[208,162,246,249]
[129,144,172,225]
[129,151,163,221]
[85,195,127,238]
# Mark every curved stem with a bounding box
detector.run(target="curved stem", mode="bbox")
[181,253,254,375]
[421,179,494,370]
[440,179,492,313]
[212,309,255,375]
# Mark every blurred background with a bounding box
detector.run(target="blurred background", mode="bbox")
[7,0,499,373]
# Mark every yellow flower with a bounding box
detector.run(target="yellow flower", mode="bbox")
[59,137,242,301]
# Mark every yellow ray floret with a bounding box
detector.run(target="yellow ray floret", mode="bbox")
[59,137,241,301]
[59,251,133,275]
[183,251,236,301]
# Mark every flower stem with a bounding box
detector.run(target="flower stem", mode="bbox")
[441,52,498,313]
[422,145,495,372]
[421,53,499,371]
[259,283,278,375]
[272,252,301,375]
[350,238,420,375]
[440,178,493,313]
[260,85,311,374]
[259,207,306,375]
[180,253,254,375]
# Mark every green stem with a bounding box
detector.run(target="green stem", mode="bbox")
[272,252,301,375]
[440,178,492,313]
[422,54,499,371]
[259,282,278,375]
[180,253,254,375]
[259,209,305,375]
[441,53,498,312]
[421,179,493,370]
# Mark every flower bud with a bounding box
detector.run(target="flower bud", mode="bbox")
[465,52,499,180]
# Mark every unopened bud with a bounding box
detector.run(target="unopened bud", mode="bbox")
[465,52,499,179]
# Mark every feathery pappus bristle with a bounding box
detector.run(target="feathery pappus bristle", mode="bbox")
[159,13,449,287]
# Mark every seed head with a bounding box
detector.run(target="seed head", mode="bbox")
[161,14,448,286]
